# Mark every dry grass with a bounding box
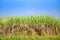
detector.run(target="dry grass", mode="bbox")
[0,16,60,36]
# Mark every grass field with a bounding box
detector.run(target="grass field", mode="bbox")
[0,15,60,40]
[0,35,60,40]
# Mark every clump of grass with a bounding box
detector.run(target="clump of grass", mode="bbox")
[0,15,60,36]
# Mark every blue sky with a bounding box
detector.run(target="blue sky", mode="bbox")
[0,0,60,18]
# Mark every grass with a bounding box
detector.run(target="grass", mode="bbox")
[0,16,60,27]
[0,35,60,40]
[0,15,60,40]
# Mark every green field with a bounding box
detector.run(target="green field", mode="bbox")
[0,15,60,40]
[0,35,60,40]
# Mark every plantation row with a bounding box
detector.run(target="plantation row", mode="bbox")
[0,16,60,36]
